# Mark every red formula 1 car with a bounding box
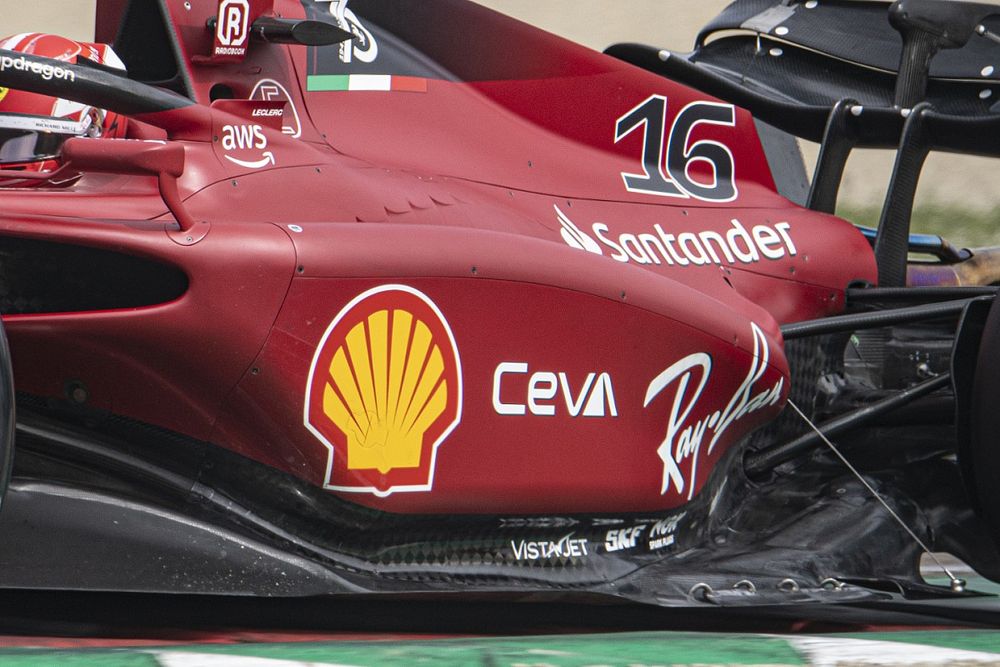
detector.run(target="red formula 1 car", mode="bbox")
[0,0,999,620]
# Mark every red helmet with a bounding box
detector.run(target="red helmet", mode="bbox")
[0,33,127,184]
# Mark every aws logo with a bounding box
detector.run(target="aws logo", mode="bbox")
[221,123,275,169]
[304,285,463,496]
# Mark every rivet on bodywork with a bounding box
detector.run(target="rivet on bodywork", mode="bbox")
[66,381,88,405]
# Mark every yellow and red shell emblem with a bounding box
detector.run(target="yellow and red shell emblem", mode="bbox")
[304,285,462,496]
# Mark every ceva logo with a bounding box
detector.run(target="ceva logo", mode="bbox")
[304,285,463,496]
[492,363,617,418]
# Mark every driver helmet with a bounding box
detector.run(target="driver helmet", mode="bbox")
[0,33,127,183]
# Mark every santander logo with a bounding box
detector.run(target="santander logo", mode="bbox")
[555,205,797,268]
[557,206,603,255]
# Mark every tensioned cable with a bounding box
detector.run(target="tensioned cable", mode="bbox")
[787,399,965,592]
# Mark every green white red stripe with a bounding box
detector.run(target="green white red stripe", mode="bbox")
[307,74,428,93]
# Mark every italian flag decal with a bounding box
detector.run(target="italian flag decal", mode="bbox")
[307,74,428,93]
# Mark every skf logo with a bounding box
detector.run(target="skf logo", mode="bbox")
[304,285,463,496]
[605,525,645,553]
[221,123,275,169]
[214,0,250,58]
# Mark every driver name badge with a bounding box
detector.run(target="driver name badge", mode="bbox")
[305,285,463,496]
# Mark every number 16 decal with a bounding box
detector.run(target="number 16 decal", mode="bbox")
[615,95,738,202]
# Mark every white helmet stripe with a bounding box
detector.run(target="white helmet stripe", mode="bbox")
[52,99,88,118]
[0,34,33,51]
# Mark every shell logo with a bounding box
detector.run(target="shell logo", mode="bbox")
[0,88,7,103]
[304,285,462,496]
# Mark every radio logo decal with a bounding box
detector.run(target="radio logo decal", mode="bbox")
[214,0,251,59]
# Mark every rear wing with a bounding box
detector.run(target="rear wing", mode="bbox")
[607,0,1000,287]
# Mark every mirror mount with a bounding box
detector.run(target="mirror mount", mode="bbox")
[61,138,204,240]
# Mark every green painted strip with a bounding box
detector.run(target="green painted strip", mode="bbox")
[0,653,160,667]
[0,633,805,667]
[3,630,1000,667]
[160,633,805,665]
[307,75,350,92]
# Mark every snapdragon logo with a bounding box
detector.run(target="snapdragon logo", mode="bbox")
[0,55,76,82]
[555,205,797,268]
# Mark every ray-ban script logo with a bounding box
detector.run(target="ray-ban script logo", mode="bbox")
[644,324,783,499]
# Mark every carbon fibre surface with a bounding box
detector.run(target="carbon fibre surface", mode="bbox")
[698,0,1000,80]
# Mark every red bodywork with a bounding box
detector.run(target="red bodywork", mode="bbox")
[0,0,876,514]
